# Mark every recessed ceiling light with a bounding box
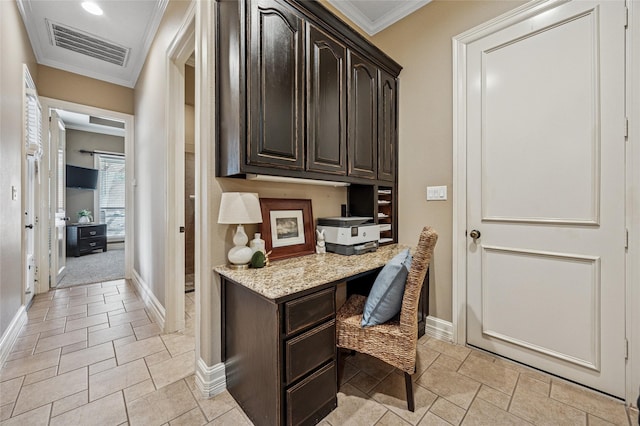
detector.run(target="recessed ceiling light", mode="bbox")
[81,2,103,16]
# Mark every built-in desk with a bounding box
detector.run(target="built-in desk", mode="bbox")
[215,245,428,426]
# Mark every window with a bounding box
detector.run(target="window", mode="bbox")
[96,154,125,241]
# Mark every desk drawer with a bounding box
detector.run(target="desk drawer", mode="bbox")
[79,226,105,238]
[285,320,335,384]
[79,237,106,252]
[285,288,335,335]
[286,361,336,426]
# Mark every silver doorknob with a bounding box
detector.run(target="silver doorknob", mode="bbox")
[469,230,481,241]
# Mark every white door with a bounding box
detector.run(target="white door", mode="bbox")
[51,111,67,286]
[465,1,626,397]
[24,156,37,305]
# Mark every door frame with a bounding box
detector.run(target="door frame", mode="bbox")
[452,0,638,404]
[50,110,66,285]
[38,97,135,294]
[165,3,195,333]
[626,0,640,407]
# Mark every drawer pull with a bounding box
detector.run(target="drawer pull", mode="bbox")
[90,231,97,235]
[89,242,96,247]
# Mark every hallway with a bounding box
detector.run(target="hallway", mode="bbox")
[0,280,636,425]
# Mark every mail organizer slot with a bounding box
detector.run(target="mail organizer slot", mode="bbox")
[284,288,335,336]
[285,320,335,384]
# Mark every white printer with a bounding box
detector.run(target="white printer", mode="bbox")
[317,217,380,255]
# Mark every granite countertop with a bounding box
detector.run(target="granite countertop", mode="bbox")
[214,244,409,301]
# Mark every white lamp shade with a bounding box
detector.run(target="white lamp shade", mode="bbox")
[218,192,262,224]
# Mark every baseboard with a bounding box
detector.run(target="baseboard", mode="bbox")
[131,269,165,331]
[0,306,27,366]
[195,358,226,398]
[425,315,454,342]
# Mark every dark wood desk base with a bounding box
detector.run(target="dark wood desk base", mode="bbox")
[221,269,428,426]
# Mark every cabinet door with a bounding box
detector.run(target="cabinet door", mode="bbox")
[248,0,304,170]
[306,24,347,175]
[347,51,377,179]
[377,71,396,182]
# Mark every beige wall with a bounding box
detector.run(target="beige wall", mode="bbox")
[65,129,124,223]
[0,1,38,337]
[134,0,193,306]
[38,65,134,115]
[371,0,526,321]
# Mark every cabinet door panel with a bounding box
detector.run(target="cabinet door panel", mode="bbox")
[378,71,396,182]
[306,24,346,175]
[248,0,304,170]
[348,52,377,179]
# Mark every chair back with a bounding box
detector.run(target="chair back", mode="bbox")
[399,226,438,335]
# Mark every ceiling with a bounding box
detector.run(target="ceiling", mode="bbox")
[326,0,431,36]
[56,109,125,137]
[16,0,424,89]
[17,0,168,88]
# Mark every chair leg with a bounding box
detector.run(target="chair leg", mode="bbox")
[404,372,415,412]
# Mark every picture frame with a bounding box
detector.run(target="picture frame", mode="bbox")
[259,198,315,261]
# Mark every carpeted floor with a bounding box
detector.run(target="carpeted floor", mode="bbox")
[56,243,125,288]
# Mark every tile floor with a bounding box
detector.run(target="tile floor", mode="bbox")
[0,279,637,425]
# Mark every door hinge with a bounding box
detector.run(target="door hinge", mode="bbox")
[625,338,629,360]
[625,228,629,249]
[625,117,629,139]
[625,6,629,28]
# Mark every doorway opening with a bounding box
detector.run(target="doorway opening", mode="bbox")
[164,4,194,333]
[39,98,134,293]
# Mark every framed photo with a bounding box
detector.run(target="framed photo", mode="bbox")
[259,198,315,261]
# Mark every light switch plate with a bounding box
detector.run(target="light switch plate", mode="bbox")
[426,185,447,201]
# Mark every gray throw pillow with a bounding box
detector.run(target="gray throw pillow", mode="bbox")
[361,249,412,327]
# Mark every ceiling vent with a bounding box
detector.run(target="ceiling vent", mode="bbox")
[47,20,130,67]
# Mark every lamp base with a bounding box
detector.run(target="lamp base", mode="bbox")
[227,263,249,270]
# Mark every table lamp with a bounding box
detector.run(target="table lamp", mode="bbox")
[218,192,263,269]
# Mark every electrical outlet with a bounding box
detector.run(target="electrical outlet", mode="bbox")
[426,186,447,201]
[11,186,17,201]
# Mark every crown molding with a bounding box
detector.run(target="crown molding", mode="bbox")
[326,0,431,36]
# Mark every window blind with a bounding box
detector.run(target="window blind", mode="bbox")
[97,155,125,239]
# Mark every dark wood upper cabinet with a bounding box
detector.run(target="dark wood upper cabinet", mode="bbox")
[216,0,401,184]
[348,52,377,180]
[377,70,397,182]
[247,0,305,170]
[306,24,347,175]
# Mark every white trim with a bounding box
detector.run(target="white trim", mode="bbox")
[131,269,165,331]
[626,0,640,408]
[452,33,467,346]
[194,359,226,398]
[164,3,195,334]
[0,307,27,367]
[39,97,134,293]
[195,0,220,376]
[325,0,432,36]
[425,316,453,343]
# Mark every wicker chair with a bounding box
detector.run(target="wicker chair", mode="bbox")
[336,226,438,412]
